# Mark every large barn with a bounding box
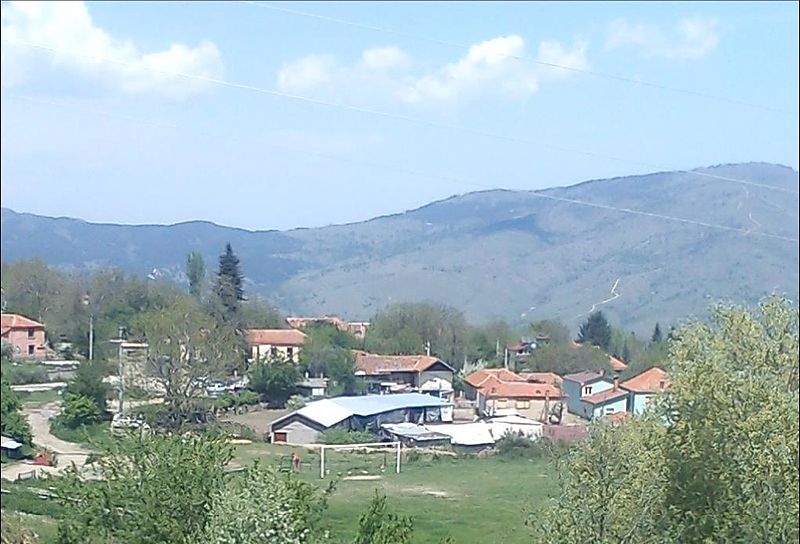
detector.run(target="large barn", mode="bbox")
[270,393,454,445]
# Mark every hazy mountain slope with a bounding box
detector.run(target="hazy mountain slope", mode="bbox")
[2,162,797,333]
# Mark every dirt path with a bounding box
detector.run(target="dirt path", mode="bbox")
[1,402,91,482]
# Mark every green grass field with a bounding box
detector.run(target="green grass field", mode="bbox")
[1,442,557,544]
[231,443,557,543]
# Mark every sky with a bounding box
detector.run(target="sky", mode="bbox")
[1,1,798,231]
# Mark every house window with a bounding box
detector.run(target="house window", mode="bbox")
[604,406,615,414]
[28,328,35,338]
[287,347,294,358]
[583,386,593,396]
[28,345,35,355]
[516,400,530,409]
[495,399,508,409]
[270,347,278,357]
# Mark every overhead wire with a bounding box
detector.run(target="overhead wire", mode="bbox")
[6,93,798,243]
[3,37,797,196]
[239,0,799,117]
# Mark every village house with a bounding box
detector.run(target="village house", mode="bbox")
[295,376,328,399]
[562,370,612,418]
[1,313,47,359]
[246,329,307,363]
[518,371,563,387]
[621,367,669,414]
[464,368,562,420]
[353,352,455,399]
[286,316,370,339]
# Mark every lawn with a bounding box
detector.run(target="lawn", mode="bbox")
[18,389,63,407]
[1,443,557,544]
[230,443,557,544]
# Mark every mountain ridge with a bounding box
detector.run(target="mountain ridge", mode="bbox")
[2,162,798,333]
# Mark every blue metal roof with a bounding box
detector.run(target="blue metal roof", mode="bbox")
[331,392,450,416]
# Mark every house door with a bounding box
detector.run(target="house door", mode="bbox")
[273,432,287,443]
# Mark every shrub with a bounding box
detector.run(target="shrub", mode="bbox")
[56,393,103,429]
[319,429,376,445]
[285,394,306,411]
[495,432,562,459]
[1,362,49,385]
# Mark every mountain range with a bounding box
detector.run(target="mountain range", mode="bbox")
[2,162,798,334]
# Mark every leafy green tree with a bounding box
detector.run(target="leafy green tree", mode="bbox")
[186,251,205,298]
[530,296,799,543]
[204,464,330,544]
[354,492,413,544]
[54,433,233,544]
[300,324,358,395]
[249,357,301,407]
[651,322,663,344]
[1,379,32,446]
[214,243,245,317]
[366,303,468,367]
[132,295,240,420]
[56,393,103,429]
[65,358,110,419]
[577,311,612,350]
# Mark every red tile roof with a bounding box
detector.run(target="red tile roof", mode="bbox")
[482,376,562,399]
[608,355,628,371]
[603,411,630,424]
[464,368,524,388]
[354,353,450,375]
[621,367,669,394]
[1,313,45,335]
[246,329,307,346]
[582,387,629,405]
[519,372,563,386]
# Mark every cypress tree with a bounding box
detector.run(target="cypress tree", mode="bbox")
[577,311,612,351]
[652,322,663,344]
[214,243,244,316]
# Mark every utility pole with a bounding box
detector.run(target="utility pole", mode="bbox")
[503,348,509,369]
[496,338,500,357]
[425,341,431,357]
[88,313,94,361]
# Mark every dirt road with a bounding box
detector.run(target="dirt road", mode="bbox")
[1,402,91,482]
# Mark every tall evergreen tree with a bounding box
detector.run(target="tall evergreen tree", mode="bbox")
[186,251,205,298]
[651,322,663,344]
[214,244,244,316]
[621,340,631,363]
[577,311,612,351]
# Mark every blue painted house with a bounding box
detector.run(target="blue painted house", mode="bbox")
[620,367,669,415]
[562,370,617,420]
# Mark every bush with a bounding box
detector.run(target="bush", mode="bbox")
[1,361,49,385]
[56,393,103,429]
[1,380,32,446]
[285,394,306,411]
[319,429,376,445]
[495,432,562,459]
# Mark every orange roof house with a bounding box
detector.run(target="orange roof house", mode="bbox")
[608,355,628,372]
[353,352,455,397]
[621,367,670,415]
[1,313,47,359]
[246,329,307,362]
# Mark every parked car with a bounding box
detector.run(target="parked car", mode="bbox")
[206,382,227,396]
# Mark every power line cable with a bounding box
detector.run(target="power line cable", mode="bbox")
[3,37,796,196]
[240,0,799,116]
[6,92,798,243]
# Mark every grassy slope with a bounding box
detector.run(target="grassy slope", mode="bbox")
[2,443,556,544]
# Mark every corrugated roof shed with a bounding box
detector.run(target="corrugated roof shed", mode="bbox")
[273,393,452,429]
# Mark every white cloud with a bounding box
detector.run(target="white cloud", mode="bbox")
[1,1,223,97]
[277,36,588,105]
[605,16,719,60]
[360,46,410,71]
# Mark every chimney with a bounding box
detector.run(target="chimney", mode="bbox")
[613,376,619,390]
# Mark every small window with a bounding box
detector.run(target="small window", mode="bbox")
[28,345,35,355]
[28,328,35,338]
[515,400,530,409]
[270,347,278,357]
[287,347,294,358]
[604,406,615,414]
[584,386,593,396]
[495,399,508,408]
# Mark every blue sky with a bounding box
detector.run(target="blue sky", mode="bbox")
[1,1,797,230]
